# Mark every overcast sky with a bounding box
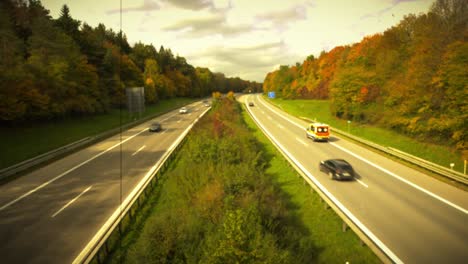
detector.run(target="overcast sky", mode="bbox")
[43,0,434,82]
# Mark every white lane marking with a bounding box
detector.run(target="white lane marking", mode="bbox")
[0,126,149,212]
[52,186,92,218]
[356,179,369,188]
[257,95,468,215]
[132,145,146,156]
[277,124,284,129]
[330,142,468,214]
[177,119,182,123]
[295,137,308,146]
[247,103,403,263]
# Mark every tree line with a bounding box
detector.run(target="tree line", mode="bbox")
[0,0,262,123]
[126,95,317,263]
[263,0,466,151]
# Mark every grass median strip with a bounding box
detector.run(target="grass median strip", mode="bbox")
[0,98,195,170]
[104,97,378,263]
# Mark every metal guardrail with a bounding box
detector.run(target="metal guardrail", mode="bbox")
[243,98,396,263]
[298,117,468,185]
[0,137,93,181]
[0,103,194,182]
[73,107,211,264]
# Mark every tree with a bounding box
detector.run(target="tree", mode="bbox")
[54,4,81,44]
[130,42,157,71]
[143,59,160,103]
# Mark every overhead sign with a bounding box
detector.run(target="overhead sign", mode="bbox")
[268,91,275,98]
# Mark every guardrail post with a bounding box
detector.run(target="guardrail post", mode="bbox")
[96,251,102,264]
[342,221,348,232]
[129,208,133,220]
[323,199,329,209]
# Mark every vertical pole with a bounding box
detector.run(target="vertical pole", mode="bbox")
[464,160,466,175]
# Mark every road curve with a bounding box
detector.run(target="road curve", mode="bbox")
[0,101,209,264]
[241,94,468,264]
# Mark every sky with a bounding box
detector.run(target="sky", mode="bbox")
[43,0,435,82]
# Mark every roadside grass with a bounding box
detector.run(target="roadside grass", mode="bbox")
[265,97,465,175]
[241,106,380,263]
[0,98,195,169]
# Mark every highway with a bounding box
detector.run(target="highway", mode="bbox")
[241,94,468,263]
[0,101,209,264]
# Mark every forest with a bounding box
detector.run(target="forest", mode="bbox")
[263,0,467,151]
[0,0,262,123]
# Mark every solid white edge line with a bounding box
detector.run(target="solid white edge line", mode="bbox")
[52,186,92,218]
[257,95,468,215]
[72,106,211,264]
[0,126,149,212]
[330,142,468,214]
[131,145,146,156]
[2,109,182,212]
[247,97,403,263]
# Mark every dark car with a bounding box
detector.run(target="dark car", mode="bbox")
[248,102,254,106]
[319,159,355,180]
[149,122,162,132]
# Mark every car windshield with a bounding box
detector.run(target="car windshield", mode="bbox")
[339,164,352,170]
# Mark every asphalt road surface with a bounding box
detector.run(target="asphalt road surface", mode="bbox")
[241,94,468,263]
[0,101,209,264]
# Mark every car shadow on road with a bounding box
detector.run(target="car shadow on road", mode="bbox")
[353,172,362,180]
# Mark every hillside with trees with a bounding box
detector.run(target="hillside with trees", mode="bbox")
[0,0,262,123]
[263,0,467,152]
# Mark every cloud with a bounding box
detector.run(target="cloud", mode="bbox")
[360,0,420,20]
[187,41,302,81]
[256,3,308,31]
[162,15,254,37]
[161,0,214,11]
[107,0,160,14]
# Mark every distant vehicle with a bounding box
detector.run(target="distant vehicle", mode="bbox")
[149,122,162,132]
[179,107,188,114]
[306,122,330,142]
[319,159,355,180]
[203,100,210,107]
[248,102,254,106]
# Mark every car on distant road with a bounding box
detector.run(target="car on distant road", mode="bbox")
[203,100,210,107]
[248,102,254,106]
[149,122,162,132]
[319,159,355,180]
[179,107,188,114]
